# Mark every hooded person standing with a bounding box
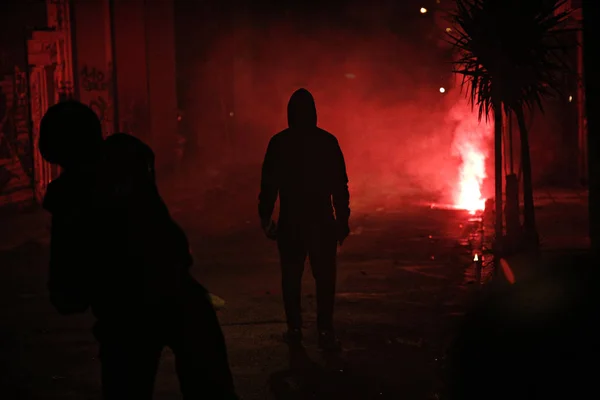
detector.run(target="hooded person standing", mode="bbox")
[258,88,351,351]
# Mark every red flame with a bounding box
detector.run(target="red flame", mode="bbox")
[450,102,492,214]
[456,142,486,214]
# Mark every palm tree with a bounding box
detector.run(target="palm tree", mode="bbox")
[448,0,572,253]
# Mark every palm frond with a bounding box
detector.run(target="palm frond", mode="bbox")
[447,0,574,119]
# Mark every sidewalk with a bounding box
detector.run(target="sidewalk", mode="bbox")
[483,188,590,286]
[535,188,589,250]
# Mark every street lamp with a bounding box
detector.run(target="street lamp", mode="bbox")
[420,7,428,14]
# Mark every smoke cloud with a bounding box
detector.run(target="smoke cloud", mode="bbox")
[173,5,495,230]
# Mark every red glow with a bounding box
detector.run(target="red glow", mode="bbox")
[456,142,486,213]
[449,102,492,214]
[499,258,516,284]
[180,21,500,223]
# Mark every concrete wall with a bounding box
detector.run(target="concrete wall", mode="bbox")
[144,0,178,170]
[111,0,150,142]
[72,0,114,137]
[72,0,178,168]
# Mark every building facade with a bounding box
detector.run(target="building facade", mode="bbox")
[0,0,178,208]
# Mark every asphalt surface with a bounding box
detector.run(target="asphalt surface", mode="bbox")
[0,191,480,400]
[1,185,589,399]
[0,183,590,400]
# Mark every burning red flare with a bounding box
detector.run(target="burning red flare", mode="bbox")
[450,102,492,214]
[456,141,486,213]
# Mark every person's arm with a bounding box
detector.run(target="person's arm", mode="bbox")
[332,139,350,241]
[258,137,279,225]
[47,213,90,315]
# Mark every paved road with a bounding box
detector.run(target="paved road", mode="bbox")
[0,197,478,399]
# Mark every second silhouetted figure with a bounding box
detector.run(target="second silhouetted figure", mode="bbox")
[259,88,350,351]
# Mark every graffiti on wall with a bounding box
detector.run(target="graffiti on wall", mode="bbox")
[0,89,14,194]
[79,63,113,137]
[0,68,33,198]
[13,69,32,180]
[48,0,67,30]
[42,41,58,63]
[80,65,110,91]
[54,41,73,101]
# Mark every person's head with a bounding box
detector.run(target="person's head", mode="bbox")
[102,133,156,201]
[287,88,317,129]
[39,100,103,170]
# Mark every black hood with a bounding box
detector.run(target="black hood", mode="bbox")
[287,88,317,128]
[39,100,103,169]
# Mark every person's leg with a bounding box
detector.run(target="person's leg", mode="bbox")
[96,324,163,400]
[277,235,308,334]
[168,284,238,399]
[307,227,339,349]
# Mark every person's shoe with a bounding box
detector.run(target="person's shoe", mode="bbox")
[283,328,303,345]
[318,330,341,352]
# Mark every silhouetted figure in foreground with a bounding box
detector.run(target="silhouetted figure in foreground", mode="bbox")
[259,88,350,351]
[40,102,237,399]
[445,253,596,400]
[39,101,105,315]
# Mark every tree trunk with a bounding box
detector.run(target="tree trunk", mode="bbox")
[493,98,504,253]
[504,108,521,253]
[515,106,539,251]
[505,173,521,252]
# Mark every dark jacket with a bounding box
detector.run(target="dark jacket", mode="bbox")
[43,169,99,315]
[258,89,350,231]
[43,135,193,319]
